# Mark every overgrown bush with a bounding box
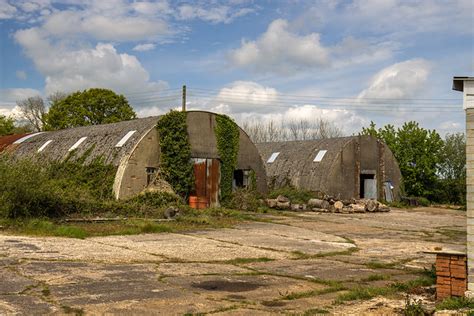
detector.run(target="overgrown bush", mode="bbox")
[226,188,260,211]
[0,156,117,218]
[268,186,318,204]
[436,296,474,311]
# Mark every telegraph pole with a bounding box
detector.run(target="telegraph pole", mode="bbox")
[182,85,186,112]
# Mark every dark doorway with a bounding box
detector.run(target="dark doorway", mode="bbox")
[233,170,244,188]
[233,169,251,190]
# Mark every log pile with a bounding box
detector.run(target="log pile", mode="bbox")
[265,195,390,213]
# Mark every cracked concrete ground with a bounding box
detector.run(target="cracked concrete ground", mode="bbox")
[0,207,466,315]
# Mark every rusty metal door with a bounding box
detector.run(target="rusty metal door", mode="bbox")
[192,158,220,208]
[207,159,220,207]
[193,159,207,198]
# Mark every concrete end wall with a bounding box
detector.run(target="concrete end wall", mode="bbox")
[326,136,401,200]
[115,111,268,199]
[114,127,160,199]
[186,111,268,194]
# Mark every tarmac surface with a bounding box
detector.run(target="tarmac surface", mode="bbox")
[0,207,466,315]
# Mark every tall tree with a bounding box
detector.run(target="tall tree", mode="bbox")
[45,88,136,130]
[16,96,47,132]
[361,121,443,199]
[438,133,466,204]
[0,115,15,136]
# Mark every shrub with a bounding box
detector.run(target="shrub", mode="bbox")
[0,157,120,218]
[268,186,318,204]
[226,188,260,211]
[436,297,474,311]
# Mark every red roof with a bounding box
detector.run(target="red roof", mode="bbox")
[0,134,30,152]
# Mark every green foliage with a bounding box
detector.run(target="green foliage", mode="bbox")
[436,296,474,310]
[45,88,136,130]
[403,295,428,315]
[129,192,183,208]
[227,188,260,211]
[215,114,240,202]
[361,121,444,201]
[6,219,89,239]
[268,186,318,203]
[0,115,15,136]
[0,156,117,218]
[156,110,194,198]
[437,133,466,204]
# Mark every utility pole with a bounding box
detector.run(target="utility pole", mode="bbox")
[182,85,186,112]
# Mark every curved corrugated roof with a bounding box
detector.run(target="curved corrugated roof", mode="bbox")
[9,117,160,166]
[256,137,358,190]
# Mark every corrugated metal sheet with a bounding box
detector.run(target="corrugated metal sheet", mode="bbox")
[9,117,160,166]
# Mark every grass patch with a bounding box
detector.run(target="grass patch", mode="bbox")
[361,274,391,282]
[365,261,397,269]
[222,257,274,265]
[291,247,358,260]
[61,305,85,315]
[281,283,347,301]
[436,296,474,310]
[0,207,257,238]
[302,308,330,315]
[334,276,435,305]
[0,219,89,239]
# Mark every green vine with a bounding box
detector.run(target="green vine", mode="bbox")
[156,111,194,199]
[215,114,240,202]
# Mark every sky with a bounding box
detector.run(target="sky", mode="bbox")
[0,0,473,136]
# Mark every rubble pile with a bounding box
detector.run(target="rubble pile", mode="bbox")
[265,195,390,213]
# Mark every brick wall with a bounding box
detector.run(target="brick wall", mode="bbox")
[436,253,467,300]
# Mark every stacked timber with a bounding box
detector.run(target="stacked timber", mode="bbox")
[265,196,390,213]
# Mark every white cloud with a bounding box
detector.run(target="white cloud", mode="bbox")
[177,4,255,24]
[345,0,474,35]
[42,9,170,42]
[0,0,17,19]
[189,80,367,135]
[213,81,279,113]
[16,70,28,80]
[358,59,431,99]
[133,43,156,52]
[0,88,42,117]
[229,19,330,74]
[14,28,168,99]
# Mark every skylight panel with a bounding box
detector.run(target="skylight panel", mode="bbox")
[37,140,53,153]
[115,130,137,148]
[313,150,327,162]
[13,132,45,144]
[68,137,87,152]
[267,152,280,163]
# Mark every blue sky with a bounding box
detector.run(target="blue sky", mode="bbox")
[0,0,473,135]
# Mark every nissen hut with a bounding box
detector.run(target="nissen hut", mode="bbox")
[0,111,267,207]
[256,136,402,201]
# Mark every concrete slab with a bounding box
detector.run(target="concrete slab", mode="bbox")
[190,222,354,255]
[91,233,288,262]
